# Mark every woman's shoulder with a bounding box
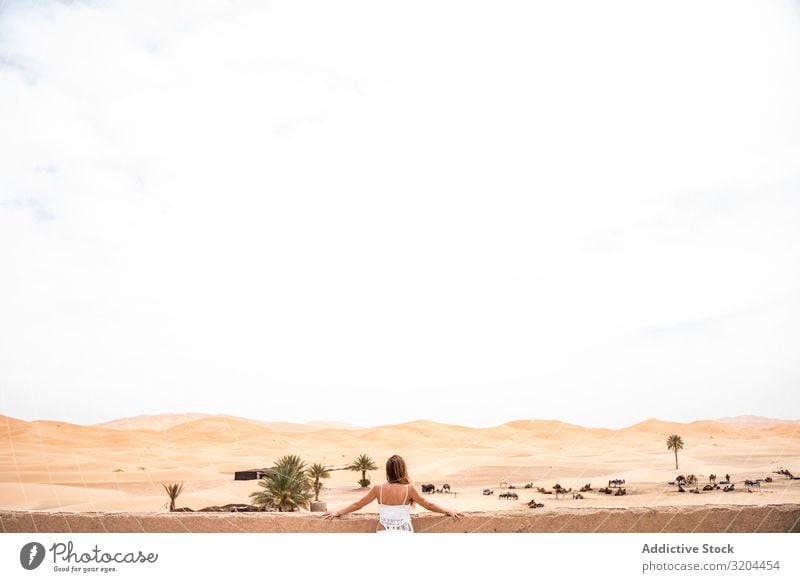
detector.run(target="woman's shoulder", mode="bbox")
[391,481,419,494]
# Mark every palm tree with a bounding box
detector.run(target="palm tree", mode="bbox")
[249,478,275,510]
[162,482,184,512]
[348,453,378,487]
[666,434,684,470]
[250,455,312,512]
[307,463,331,502]
[274,454,306,479]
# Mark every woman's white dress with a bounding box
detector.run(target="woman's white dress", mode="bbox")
[376,483,413,533]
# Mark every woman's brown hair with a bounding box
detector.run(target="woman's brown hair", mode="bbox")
[385,454,411,484]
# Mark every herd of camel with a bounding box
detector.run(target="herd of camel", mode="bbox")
[668,468,797,493]
[416,467,797,508]
[420,483,450,494]
[485,480,627,507]
[418,478,630,509]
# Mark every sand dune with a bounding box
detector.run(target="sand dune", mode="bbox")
[96,413,211,431]
[718,415,797,427]
[97,413,360,434]
[1,414,799,527]
[304,421,360,430]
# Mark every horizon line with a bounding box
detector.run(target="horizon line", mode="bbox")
[2,412,798,431]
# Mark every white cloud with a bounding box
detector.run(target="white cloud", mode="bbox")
[1,0,799,427]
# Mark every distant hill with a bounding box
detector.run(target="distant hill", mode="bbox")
[717,415,798,427]
[95,413,211,431]
[304,421,360,430]
[95,414,360,432]
[38,412,800,434]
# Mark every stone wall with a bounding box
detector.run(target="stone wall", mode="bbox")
[2,505,799,533]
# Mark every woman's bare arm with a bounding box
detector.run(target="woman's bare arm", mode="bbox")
[322,485,379,519]
[408,485,463,519]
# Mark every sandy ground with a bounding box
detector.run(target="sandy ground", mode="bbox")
[1,414,799,521]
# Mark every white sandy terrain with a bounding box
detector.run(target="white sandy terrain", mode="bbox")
[1,414,798,514]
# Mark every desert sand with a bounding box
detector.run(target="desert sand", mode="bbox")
[1,414,799,532]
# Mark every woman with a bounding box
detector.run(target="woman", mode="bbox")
[322,454,463,532]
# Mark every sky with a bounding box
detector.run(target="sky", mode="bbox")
[1,0,799,429]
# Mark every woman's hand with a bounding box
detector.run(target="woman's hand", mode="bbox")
[447,510,464,521]
[321,510,340,520]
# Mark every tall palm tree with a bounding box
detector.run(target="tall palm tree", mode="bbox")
[348,453,378,487]
[274,454,306,478]
[250,455,313,512]
[307,463,331,502]
[249,479,275,510]
[162,482,184,512]
[666,434,684,470]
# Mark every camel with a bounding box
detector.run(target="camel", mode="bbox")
[773,468,795,479]
[421,484,435,493]
[442,483,450,492]
[745,479,761,492]
[579,483,592,492]
[608,479,625,488]
[572,493,584,500]
[709,474,716,484]
[598,487,612,494]
[527,499,544,508]
[614,488,627,496]
[702,484,714,491]
[482,488,494,495]
[553,484,572,499]
[499,492,518,500]
[524,483,534,489]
